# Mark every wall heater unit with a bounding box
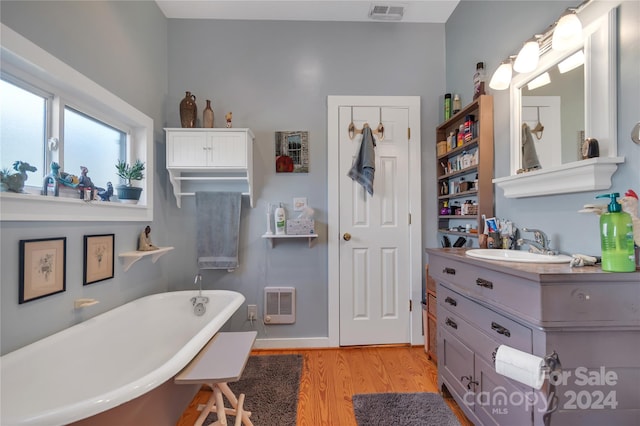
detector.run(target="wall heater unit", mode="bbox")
[264,287,296,324]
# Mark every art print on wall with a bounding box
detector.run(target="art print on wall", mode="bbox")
[83,234,115,285]
[275,131,309,173]
[19,237,66,303]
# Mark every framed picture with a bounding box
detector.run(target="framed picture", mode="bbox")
[83,234,115,285]
[19,237,66,303]
[275,131,309,173]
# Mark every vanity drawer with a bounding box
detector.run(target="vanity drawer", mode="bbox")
[430,255,542,324]
[438,284,532,355]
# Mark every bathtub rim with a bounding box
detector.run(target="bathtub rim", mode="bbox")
[1,289,245,426]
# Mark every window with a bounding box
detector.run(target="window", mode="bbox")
[0,24,153,221]
[0,78,47,176]
[63,107,127,188]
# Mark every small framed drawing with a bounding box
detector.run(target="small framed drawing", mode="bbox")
[19,237,66,304]
[83,234,115,285]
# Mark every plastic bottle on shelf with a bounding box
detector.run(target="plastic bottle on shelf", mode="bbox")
[274,203,286,235]
[444,93,452,120]
[473,62,486,100]
[452,94,462,115]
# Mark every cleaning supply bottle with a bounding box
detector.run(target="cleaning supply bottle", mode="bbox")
[274,203,286,235]
[595,193,635,272]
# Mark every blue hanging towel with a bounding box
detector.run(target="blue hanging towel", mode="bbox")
[347,126,376,196]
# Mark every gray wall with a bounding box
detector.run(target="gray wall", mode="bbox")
[163,19,445,339]
[444,0,640,255]
[0,1,170,354]
[1,3,445,352]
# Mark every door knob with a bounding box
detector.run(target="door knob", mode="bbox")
[343,233,351,241]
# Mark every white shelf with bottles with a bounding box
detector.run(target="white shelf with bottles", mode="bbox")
[118,246,174,272]
[261,234,318,248]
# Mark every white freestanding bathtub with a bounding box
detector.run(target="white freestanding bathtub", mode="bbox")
[0,290,245,426]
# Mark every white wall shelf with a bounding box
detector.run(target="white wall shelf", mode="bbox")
[118,246,174,272]
[261,234,318,248]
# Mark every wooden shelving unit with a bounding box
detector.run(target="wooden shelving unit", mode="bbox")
[436,95,494,245]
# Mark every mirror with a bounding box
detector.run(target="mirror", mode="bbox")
[494,3,623,198]
[520,59,584,169]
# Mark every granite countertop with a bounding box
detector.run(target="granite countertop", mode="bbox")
[425,247,640,283]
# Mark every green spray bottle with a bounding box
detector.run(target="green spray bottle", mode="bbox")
[595,193,635,272]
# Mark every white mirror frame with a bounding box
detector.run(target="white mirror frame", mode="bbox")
[494,3,623,198]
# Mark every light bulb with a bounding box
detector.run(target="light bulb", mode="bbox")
[513,40,539,73]
[552,11,583,51]
[489,61,513,91]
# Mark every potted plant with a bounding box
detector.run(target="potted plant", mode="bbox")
[115,159,145,204]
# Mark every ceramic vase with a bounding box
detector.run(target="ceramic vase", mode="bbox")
[203,99,214,128]
[180,91,197,128]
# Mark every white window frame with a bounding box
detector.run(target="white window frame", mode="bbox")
[0,24,153,222]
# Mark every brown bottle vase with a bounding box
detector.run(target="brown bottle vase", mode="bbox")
[180,91,197,128]
[203,99,214,128]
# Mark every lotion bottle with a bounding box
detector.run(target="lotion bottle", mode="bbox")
[274,203,286,235]
[595,193,635,272]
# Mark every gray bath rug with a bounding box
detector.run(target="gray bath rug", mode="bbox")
[352,392,461,426]
[204,354,302,426]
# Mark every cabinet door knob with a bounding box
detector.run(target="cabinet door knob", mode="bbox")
[343,232,351,241]
[445,296,457,307]
[443,267,456,275]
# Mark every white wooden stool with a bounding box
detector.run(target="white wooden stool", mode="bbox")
[175,331,257,426]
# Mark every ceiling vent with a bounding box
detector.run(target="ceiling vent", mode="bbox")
[368,4,405,21]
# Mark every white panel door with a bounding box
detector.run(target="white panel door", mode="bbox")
[338,105,411,346]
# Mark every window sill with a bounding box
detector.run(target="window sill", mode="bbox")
[0,191,151,222]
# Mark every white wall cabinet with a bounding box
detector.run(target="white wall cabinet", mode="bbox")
[165,128,255,208]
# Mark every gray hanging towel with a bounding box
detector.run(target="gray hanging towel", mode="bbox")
[521,123,541,170]
[347,125,377,195]
[196,191,242,270]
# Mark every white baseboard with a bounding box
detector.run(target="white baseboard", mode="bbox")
[254,337,333,349]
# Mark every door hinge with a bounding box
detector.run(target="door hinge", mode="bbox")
[407,127,411,140]
[408,213,411,225]
[409,300,413,312]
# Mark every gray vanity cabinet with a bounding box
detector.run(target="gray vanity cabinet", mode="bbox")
[426,248,640,426]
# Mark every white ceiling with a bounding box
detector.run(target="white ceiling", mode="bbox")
[155,1,459,23]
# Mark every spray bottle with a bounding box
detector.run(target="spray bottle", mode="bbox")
[595,193,635,272]
[274,202,286,235]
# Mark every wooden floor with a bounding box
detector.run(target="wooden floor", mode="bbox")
[176,345,472,426]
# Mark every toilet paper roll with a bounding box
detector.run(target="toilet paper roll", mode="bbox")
[495,345,545,390]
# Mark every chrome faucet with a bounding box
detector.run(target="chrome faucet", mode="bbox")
[191,273,209,316]
[517,228,558,255]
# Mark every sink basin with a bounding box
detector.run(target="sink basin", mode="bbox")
[466,249,572,264]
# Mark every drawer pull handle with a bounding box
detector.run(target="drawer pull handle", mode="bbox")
[445,318,458,330]
[491,321,511,337]
[460,375,479,390]
[443,267,456,275]
[476,278,494,289]
[445,296,457,307]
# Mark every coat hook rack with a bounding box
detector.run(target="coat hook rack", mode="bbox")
[348,107,385,141]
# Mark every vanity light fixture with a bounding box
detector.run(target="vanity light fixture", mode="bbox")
[558,49,585,73]
[527,72,551,91]
[513,37,541,73]
[489,58,514,90]
[552,9,583,51]
[487,0,592,91]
